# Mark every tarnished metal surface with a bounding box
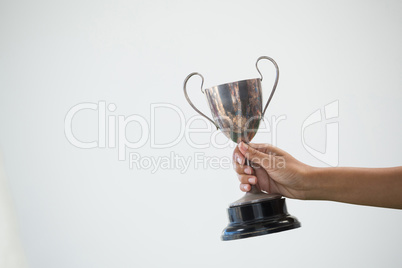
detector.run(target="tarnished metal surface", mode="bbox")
[204,78,262,143]
[183,56,279,144]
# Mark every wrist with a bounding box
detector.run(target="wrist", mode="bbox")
[300,166,326,200]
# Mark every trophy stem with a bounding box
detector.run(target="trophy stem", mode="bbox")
[234,158,280,206]
[249,184,261,194]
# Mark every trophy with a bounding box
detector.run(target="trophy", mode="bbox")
[183,56,301,241]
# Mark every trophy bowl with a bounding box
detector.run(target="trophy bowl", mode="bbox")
[183,56,301,241]
[204,78,263,144]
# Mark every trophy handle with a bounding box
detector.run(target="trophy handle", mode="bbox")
[256,56,280,118]
[183,72,219,129]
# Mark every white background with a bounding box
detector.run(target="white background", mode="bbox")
[1,0,402,267]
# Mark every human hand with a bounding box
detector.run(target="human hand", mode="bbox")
[233,142,402,208]
[233,142,312,199]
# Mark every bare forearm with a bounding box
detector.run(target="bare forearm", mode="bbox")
[305,166,402,209]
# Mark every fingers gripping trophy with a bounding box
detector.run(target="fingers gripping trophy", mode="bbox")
[183,56,301,241]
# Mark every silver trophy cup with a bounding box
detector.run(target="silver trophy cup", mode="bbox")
[183,56,300,240]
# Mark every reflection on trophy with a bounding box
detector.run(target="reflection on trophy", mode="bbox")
[184,56,301,241]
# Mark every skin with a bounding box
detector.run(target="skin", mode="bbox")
[233,142,402,209]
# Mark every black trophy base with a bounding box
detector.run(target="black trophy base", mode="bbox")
[221,197,301,241]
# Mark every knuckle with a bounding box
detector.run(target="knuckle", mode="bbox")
[239,175,247,183]
[235,165,243,173]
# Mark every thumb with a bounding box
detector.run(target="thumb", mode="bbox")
[239,142,275,169]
